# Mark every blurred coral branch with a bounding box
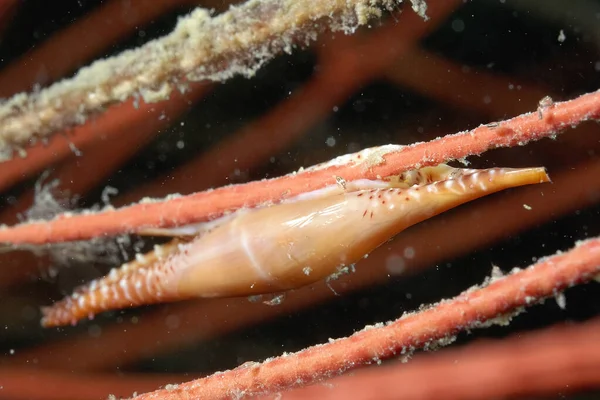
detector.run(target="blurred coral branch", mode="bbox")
[0,0,426,161]
[0,83,210,200]
[0,0,204,98]
[0,367,192,400]
[131,236,600,399]
[0,88,598,245]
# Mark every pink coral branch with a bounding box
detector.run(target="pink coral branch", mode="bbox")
[0,367,191,400]
[131,236,600,400]
[0,0,203,98]
[0,83,210,195]
[259,318,600,400]
[0,83,210,223]
[1,88,599,245]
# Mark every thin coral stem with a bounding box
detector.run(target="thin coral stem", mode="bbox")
[0,367,191,400]
[0,0,424,161]
[258,318,600,400]
[130,236,600,399]
[0,83,210,223]
[0,0,202,98]
[0,88,598,245]
[0,83,210,195]
[384,46,600,158]
[385,46,551,118]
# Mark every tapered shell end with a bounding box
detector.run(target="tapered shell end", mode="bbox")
[504,166,551,186]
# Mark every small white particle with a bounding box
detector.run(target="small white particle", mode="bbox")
[555,292,566,309]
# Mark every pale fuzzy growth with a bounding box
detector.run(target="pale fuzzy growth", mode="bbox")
[0,0,427,161]
[302,144,405,172]
[5,175,132,270]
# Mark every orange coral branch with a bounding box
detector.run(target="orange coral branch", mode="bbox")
[385,46,550,118]
[0,0,425,160]
[131,236,600,399]
[259,318,600,400]
[0,83,210,195]
[0,0,203,98]
[1,88,598,245]
[0,83,210,222]
[0,367,191,400]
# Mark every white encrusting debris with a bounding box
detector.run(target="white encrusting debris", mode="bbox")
[0,0,428,161]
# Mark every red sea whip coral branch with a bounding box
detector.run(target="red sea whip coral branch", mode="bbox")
[0,88,599,245]
[131,237,600,400]
[259,317,600,400]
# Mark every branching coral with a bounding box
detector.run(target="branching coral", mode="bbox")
[1,86,598,398]
[0,0,427,161]
[0,1,599,399]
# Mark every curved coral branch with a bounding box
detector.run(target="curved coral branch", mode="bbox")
[0,367,191,400]
[259,318,600,400]
[0,0,425,161]
[0,0,201,98]
[131,236,600,399]
[0,88,599,245]
[0,83,210,202]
